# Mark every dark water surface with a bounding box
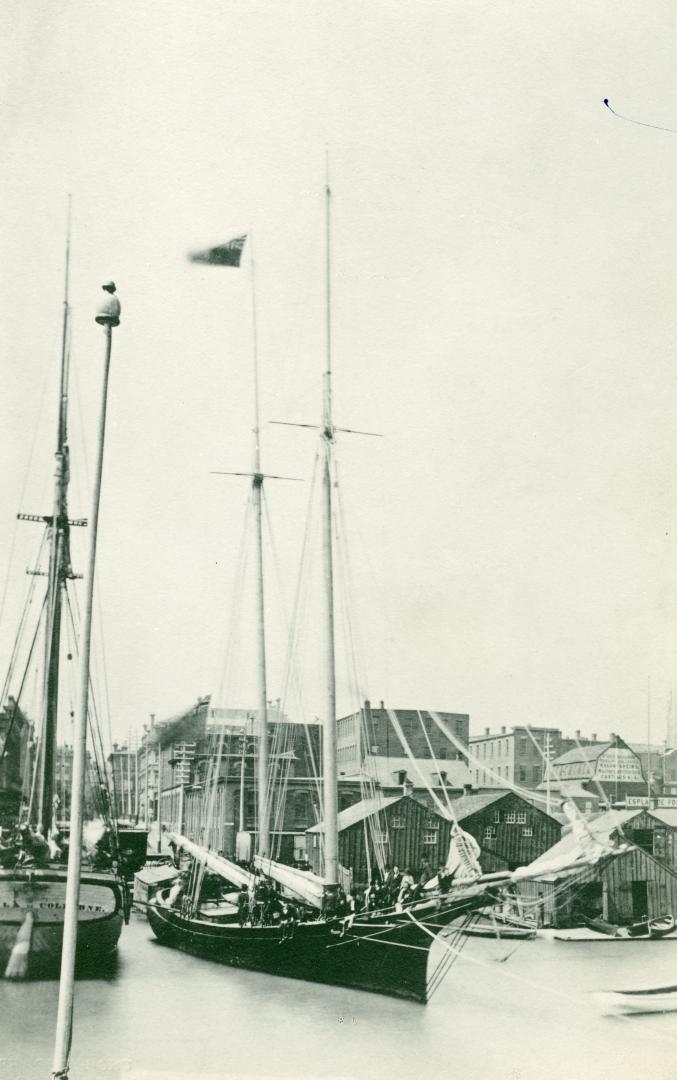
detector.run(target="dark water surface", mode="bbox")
[2,913,677,1080]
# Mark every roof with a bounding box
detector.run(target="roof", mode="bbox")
[444,791,508,820]
[535,780,598,801]
[552,743,612,767]
[307,794,410,833]
[341,755,470,790]
[647,809,677,828]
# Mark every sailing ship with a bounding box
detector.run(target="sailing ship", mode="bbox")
[0,236,127,980]
[146,192,502,1004]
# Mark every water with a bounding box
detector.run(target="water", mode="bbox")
[2,914,677,1080]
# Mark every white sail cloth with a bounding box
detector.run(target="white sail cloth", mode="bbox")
[167,833,255,889]
[254,855,326,909]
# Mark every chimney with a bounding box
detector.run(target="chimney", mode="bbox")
[463,783,473,795]
[575,730,581,740]
[150,713,156,729]
[484,727,490,736]
[500,726,506,735]
[591,733,597,741]
[403,779,414,796]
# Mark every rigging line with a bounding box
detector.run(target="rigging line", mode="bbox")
[332,455,368,696]
[196,496,255,881]
[275,447,321,713]
[64,588,117,827]
[266,452,324,812]
[0,349,53,633]
[0,589,50,762]
[603,98,677,134]
[428,711,556,808]
[386,707,450,819]
[419,711,458,822]
[1,529,48,705]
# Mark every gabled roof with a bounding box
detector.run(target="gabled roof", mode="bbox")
[647,809,677,828]
[552,743,612,767]
[307,793,445,834]
[444,791,508,820]
[307,794,404,833]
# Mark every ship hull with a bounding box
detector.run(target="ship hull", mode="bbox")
[0,866,125,979]
[147,888,488,1003]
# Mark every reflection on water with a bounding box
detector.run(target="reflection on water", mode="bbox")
[2,914,677,1080]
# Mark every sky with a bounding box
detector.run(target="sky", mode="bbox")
[0,1,676,749]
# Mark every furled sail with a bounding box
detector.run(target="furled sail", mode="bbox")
[254,855,326,909]
[167,833,255,890]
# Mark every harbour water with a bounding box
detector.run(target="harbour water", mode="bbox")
[3,914,677,1080]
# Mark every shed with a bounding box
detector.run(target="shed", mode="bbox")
[306,794,451,886]
[515,811,677,928]
[447,790,562,871]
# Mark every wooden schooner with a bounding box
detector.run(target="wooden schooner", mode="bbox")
[146,185,498,1003]
[0,228,127,982]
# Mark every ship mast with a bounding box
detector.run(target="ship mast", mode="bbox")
[250,238,270,858]
[37,201,73,837]
[321,166,339,886]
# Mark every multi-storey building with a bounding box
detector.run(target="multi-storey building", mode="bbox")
[469,725,602,791]
[107,743,139,821]
[337,701,469,772]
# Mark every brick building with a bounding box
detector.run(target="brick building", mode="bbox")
[337,702,469,776]
[469,725,601,791]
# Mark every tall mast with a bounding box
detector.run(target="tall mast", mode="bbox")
[250,236,270,858]
[37,198,72,836]
[52,282,121,1080]
[321,164,339,886]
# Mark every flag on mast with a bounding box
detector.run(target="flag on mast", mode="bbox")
[188,236,247,267]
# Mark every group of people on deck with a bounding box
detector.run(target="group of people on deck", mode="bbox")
[236,877,302,929]
[166,850,458,928]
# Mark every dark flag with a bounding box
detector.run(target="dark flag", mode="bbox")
[188,236,247,267]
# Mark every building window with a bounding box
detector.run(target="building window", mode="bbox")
[519,767,527,782]
[422,831,437,845]
[522,828,533,837]
[493,810,501,823]
[516,812,527,824]
[505,811,517,824]
[424,816,439,830]
[484,826,497,841]
[390,816,404,829]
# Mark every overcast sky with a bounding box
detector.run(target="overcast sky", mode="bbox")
[1,2,676,748]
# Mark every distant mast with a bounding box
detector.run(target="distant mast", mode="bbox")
[37,200,73,837]
[321,165,339,886]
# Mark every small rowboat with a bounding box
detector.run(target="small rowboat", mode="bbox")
[595,984,677,1015]
[627,914,676,939]
[460,920,535,940]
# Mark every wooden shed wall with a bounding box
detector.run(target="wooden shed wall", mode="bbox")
[460,792,561,870]
[517,848,677,927]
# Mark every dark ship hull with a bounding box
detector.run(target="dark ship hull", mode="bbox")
[0,866,126,979]
[147,887,488,1003]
